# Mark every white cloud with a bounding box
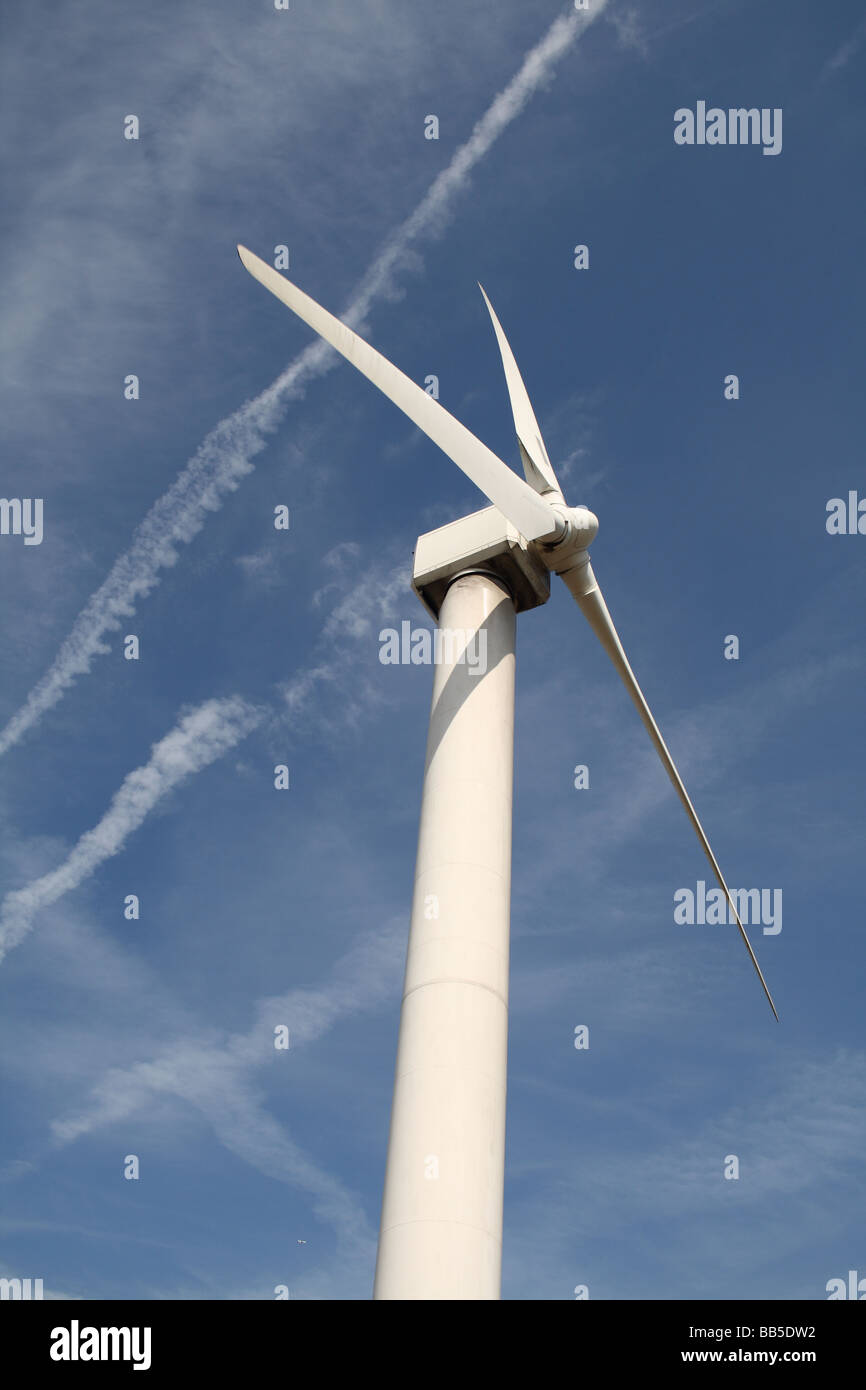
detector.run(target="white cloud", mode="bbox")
[820,18,866,79]
[48,920,405,1256]
[607,6,649,57]
[0,0,608,760]
[0,696,263,963]
[503,1050,866,1298]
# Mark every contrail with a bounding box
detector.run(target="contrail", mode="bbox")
[0,548,412,966]
[0,2,607,759]
[49,921,407,1257]
[0,696,263,963]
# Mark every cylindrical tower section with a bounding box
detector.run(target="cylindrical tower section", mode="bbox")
[373,571,516,1300]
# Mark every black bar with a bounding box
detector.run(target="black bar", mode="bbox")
[3,1298,861,1376]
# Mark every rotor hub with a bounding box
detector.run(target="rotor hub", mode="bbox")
[538,504,599,573]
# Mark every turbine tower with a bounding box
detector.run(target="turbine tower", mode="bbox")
[237,245,778,1301]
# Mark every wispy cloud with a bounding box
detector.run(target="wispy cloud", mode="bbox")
[0,539,416,969]
[606,6,649,57]
[820,17,866,80]
[0,1,608,761]
[278,552,411,742]
[503,1050,866,1298]
[48,921,405,1259]
[0,697,263,964]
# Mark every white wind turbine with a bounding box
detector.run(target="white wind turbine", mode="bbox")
[237,245,778,1301]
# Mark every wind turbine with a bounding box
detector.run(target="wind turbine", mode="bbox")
[237,245,778,1301]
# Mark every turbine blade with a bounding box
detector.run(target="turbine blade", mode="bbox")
[237,246,560,544]
[478,284,564,500]
[559,558,779,1021]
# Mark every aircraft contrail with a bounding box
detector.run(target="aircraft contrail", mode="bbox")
[0,549,418,966]
[49,920,406,1263]
[0,696,263,963]
[0,2,607,759]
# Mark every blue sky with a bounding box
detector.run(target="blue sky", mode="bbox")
[1,0,864,1300]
